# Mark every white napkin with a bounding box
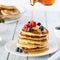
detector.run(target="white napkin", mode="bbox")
[48,50,60,60]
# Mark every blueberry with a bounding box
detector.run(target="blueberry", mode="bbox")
[55,27,60,30]
[28,21,30,24]
[28,27,32,32]
[37,22,41,26]
[16,47,19,52]
[19,49,23,53]
[16,47,22,53]
[39,26,44,31]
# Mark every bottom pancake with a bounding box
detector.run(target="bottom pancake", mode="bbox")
[18,46,48,54]
[23,48,48,54]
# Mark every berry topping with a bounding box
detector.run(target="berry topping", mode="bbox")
[28,27,32,32]
[31,21,36,27]
[16,47,20,52]
[39,26,44,31]
[55,27,60,30]
[37,22,41,26]
[28,21,30,24]
[23,24,30,31]
[16,47,22,53]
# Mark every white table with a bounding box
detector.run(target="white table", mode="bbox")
[0,9,60,60]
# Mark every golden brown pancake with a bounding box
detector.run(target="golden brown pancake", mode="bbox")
[0,5,17,10]
[22,47,48,51]
[17,41,48,48]
[1,9,19,15]
[19,47,48,54]
[18,38,47,44]
[16,21,49,54]
[21,28,48,37]
[24,48,48,54]
[19,34,47,40]
[0,5,20,19]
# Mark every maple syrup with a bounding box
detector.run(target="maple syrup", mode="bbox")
[29,0,50,54]
[31,6,34,19]
[27,48,48,54]
[30,0,55,6]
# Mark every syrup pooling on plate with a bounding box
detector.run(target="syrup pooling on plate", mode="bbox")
[16,20,49,54]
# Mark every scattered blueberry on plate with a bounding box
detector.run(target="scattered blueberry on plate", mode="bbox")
[55,26,60,30]
[16,47,22,53]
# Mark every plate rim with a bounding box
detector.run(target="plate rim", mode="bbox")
[5,40,59,57]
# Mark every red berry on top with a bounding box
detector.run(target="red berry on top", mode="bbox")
[31,20,36,27]
[23,24,29,31]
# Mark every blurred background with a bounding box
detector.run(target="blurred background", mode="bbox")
[0,0,60,11]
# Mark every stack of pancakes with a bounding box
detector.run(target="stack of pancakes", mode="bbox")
[0,5,20,19]
[0,5,19,15]
[17,26,49,54]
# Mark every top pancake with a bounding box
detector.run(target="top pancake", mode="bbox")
[20,27,48,37]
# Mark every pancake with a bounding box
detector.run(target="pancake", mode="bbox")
[19,34,47,40]
[0,5,19,15]
[17,41,48,48]
[21,28,48,37]
[19,46,48,54]
[0,5,17,10]
[1,9,19,15]
[24,48,48,54]
[22,47,48,51]
[18,38,47,44]
[16,20,49,54]
[0,5,20,19]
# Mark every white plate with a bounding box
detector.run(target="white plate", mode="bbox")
[5,40,59,57]
[0,23,8,32]
[4,7,26,24]
[54,27,60,38]
[5,19,19,24]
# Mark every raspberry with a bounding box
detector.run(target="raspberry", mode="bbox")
[23,24,29,31]
[31,21,36,27]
